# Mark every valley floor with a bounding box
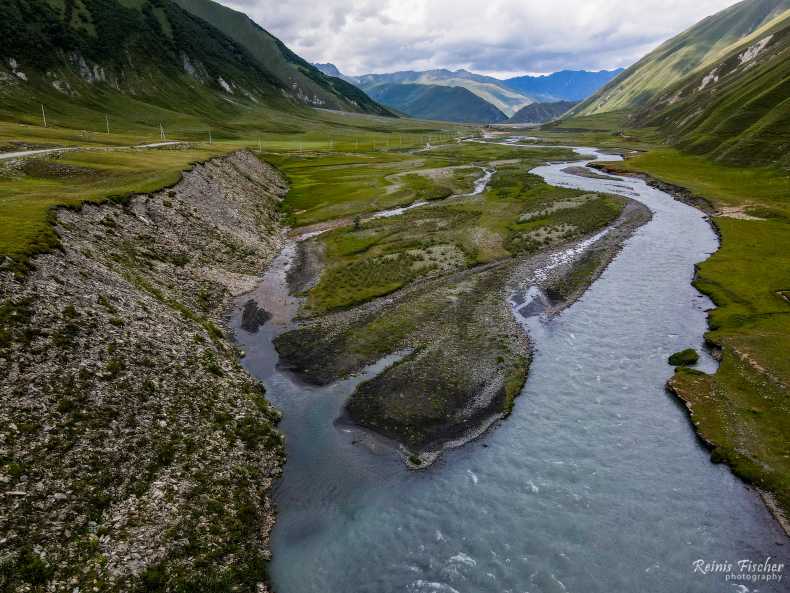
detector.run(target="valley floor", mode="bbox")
[0,120,654,589]
[2,107,787,591]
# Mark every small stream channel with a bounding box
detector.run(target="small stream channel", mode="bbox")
[231,146,788,593]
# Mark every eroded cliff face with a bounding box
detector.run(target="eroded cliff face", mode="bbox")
[1,150,287,591]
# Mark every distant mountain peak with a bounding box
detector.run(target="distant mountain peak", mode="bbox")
[508,100,579,124]
[503,69,624,102]
[366,83,507,124]
[314,63,343,78]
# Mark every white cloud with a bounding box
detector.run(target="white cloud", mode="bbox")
[215,0,743,77]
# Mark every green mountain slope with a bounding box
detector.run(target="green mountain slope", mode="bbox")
[356,69,533,116]
[171,0,390,115]
[0,0,391,130]
[633,9,790,166]
[508,101,578,124]
[366,83,507,123]
[575,0,790,115]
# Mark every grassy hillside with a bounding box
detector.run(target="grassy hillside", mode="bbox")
[1,0,284,97]
[366,83,508,123]
[508,101,578,124]
[0,0,391,136]
[170,0,390,116]
[355,69,533,116]
[633,10,790,167]
[575,0,790,115]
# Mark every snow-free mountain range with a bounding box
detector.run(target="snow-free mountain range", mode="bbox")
[314,63,623,123]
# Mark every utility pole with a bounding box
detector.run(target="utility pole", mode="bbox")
[105,114,110,135]
[41,104,47,128]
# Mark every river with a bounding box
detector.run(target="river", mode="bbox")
[231,146,788,593]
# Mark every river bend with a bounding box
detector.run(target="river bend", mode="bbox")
[231,147,788,593]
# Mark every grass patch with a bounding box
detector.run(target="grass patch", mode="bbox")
[611,148,790,214]
[305,155,627,313]
[309,268,408,312]
[1,98,473,269]
[0,148,225,269]
[265,151,447,225]
[399,173,453,201]
[503,362,528,416]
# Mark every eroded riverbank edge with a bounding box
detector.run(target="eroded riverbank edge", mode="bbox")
[1,150,288,590]
[592,160,790,537]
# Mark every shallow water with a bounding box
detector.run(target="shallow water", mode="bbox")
[231,147,788,593]
[372,166,494,219]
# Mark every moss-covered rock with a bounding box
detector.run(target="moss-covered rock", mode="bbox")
[668,348,700,366]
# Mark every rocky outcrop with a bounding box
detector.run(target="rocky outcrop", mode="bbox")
[0,151,287,592]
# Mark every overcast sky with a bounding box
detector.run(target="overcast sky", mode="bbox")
[216,0,742,78]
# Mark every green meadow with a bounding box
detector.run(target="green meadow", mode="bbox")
[0,147,228,269]
[0,101,470,271]
[295,144,624,315]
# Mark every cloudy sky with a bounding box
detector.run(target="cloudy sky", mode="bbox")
[216,0,742,78]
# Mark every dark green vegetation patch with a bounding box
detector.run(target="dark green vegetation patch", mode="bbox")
[668,348,700,366]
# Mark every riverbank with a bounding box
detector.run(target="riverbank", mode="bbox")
[591,149,790,536]
[0,151,287,590]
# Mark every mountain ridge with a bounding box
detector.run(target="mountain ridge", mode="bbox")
[170,0,390,115]
[504,69,623,101]
[353,68,533,116]
[315,64,626,118]
[508,100,579,124]
[366,83,508,123]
